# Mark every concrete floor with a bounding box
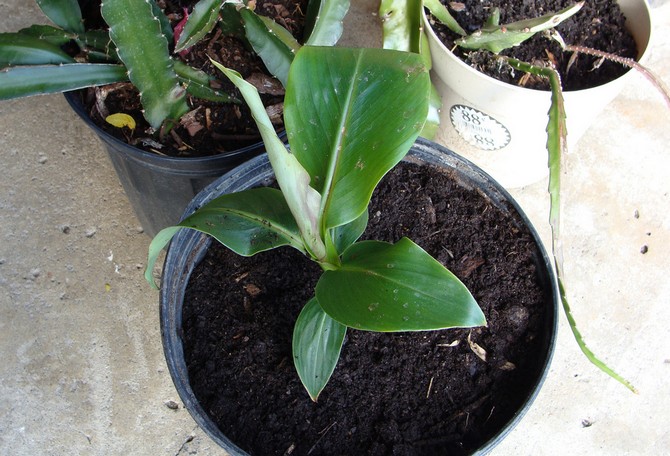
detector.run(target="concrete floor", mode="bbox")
[1,1,669,455]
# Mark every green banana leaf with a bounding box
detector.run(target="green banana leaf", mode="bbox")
[285,46,430,230]
[316,238,484,331]
[292,297,347,402]
[145,187,305,288]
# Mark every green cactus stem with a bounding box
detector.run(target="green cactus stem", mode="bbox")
[101,0,189,129]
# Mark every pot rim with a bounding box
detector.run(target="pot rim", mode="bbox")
[159,137,560,455]
[63,90,281,166]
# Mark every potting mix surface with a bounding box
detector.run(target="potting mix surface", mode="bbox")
[429,0,638,90]
[181,161,553,455]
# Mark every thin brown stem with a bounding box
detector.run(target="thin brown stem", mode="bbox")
[565,44,670,109]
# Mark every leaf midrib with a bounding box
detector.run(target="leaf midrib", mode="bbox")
[318,51,364,232]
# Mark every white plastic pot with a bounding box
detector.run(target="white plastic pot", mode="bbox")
[424,0,652,188]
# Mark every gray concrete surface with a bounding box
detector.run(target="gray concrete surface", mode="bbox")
[1,1,669,455]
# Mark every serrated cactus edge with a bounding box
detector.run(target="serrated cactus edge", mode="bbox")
[101,0,189,129]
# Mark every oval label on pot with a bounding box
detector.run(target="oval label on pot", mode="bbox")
[450,105,510,151]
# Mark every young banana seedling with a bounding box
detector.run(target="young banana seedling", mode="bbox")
[146,46,486,401]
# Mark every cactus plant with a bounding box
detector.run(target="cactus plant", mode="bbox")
[0,0,350,133]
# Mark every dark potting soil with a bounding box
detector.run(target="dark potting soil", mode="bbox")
[74,0,308,157]
[181,161,554,455]
[428,0,638,91]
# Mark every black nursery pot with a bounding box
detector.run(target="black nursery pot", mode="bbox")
[64,92,268,237]
[159,138,559,455]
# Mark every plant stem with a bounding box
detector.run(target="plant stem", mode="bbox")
[505,56,638,393]
[564,44,670,110]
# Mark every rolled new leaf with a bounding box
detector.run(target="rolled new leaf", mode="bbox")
[380,0,423,52]
[380,0,441,139]
[293,297,347,402]
[316,238,485,331]
[101,0,189,129]
[211,59,326,262]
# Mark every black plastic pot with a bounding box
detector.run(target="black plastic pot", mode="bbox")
[159,138,559,455]
[64,92,269,237]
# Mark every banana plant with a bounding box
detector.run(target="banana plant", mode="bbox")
[145,46,486,401]
[0,0,350,131]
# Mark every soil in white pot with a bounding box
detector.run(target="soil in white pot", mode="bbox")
[428,0,638,90]
[180,161,555,455]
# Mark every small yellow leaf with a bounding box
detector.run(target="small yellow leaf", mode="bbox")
[105,283,111,292]
[106,113,136,130]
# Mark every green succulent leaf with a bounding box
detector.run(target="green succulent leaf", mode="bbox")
[257,14,301,53]
[145,187,305,288]
[218,3,247,38]
[102,0,189,129]
[150,0,174,44]
[484,7,501,28]
[36,0,84,34]
[293,297,347,402]
[456,2,584,54]
[211,59,326,261]
[174,61,237,103]
[303,0,350,46]
[0,64,127,100]
[316,238,485,331]
[285,46,430,231]
[423,0,466,36]
[239,7,297,87]
[175,0,223,52]
[17,25,75,47]
[76,30,118,60]
[504,56,637,393]
[0,34,75,67]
